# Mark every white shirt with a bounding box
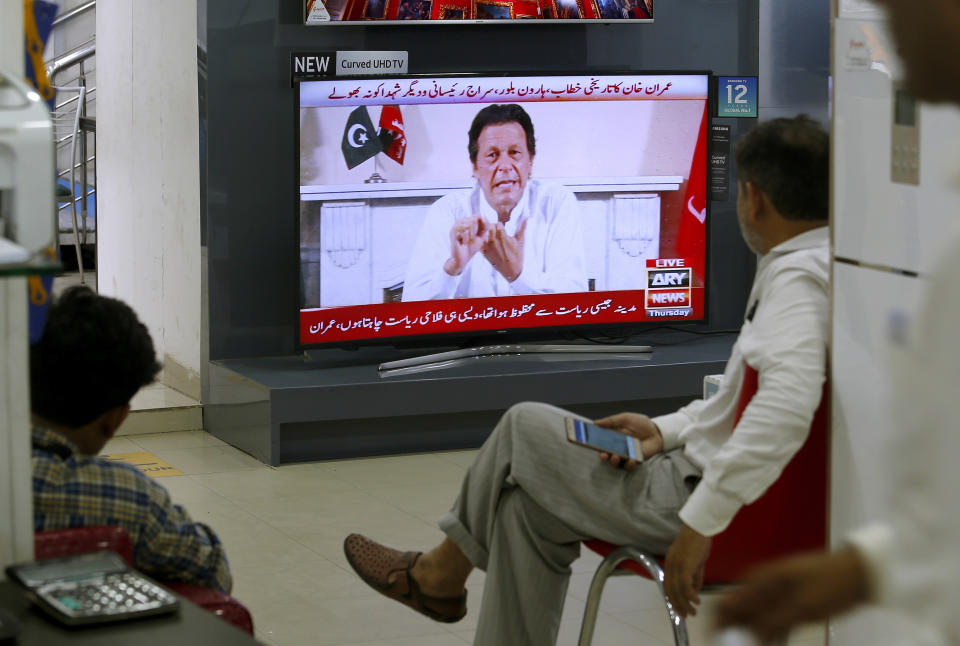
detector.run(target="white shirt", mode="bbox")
[401,179,587,301]
[847,240,960,639]
[652,226,830,537]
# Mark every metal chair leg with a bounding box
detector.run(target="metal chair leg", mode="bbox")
[577,546,689,646]
[577,548,620,646]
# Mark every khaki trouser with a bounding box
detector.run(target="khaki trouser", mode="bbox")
[439,401,701,646]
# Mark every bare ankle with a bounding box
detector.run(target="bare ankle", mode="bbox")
[411,549,469,596]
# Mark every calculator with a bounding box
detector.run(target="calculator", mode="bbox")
[5,551,180,626]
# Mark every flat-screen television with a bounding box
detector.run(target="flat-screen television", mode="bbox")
[304,0,653,23]
[298,71,710,347]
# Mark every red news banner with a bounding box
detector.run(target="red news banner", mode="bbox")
[300,289,705,344]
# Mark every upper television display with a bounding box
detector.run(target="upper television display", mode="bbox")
[299,72,709,347]
[304,0,652,22]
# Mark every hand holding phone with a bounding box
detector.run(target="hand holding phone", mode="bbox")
[566,417,644,466]
[593,413,664,468]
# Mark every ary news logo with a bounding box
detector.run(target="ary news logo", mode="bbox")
[645,259,692,317]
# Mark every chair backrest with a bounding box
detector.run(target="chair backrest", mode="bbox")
[703,363,829,582]
[34,525,135,565]
[33,526,255,635]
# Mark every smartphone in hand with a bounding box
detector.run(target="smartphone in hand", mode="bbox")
[565,417,643,462]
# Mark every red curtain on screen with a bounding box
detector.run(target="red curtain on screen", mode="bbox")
[674,105,708,286]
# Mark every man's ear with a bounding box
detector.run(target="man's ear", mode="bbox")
[743,181,769,222]
[100,404,131,440]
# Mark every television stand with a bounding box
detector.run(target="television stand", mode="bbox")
[206,333,735,465]
[378,343,652,375]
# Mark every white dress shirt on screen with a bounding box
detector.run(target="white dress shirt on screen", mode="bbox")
[401,179,587,302]
[652,226,830,537]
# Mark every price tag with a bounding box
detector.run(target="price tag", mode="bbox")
[717,76,758,118]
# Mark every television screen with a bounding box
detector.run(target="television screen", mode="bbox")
[299,72,709,346]
[304,0,653,23]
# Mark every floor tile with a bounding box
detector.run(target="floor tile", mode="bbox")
[610,607,685,644]
[130,430,227,452]
[153,475,230,504]
[556,611,665,646]
[144,444,266,475]
[339,635,470,646]
[322,453,468,490]
[567,568,668,613]
[192,464,358,505]
[363,483,459,521]
[436,449,481,469]
[101,451,183,477]
[437,594,649,645]
[254,594,461,646]
[186,502,327,573]
[174,496,263,529]
[610,592,791,646]
[285,512,447,573]
[449,630,475,644]
[100,436,141,454]
[243,489,420,531]
[232,557,372,606]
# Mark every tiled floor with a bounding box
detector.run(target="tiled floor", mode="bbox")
[101,430,826,646]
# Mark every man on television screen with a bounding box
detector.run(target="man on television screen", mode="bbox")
[401,104,588,302]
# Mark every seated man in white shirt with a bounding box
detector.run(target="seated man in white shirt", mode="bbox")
[401,104,588,301]
[347,115,830,646]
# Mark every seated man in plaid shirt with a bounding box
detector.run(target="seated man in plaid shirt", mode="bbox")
[29,286,231,593]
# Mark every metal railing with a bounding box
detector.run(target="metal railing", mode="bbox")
[45,2,97,283]
[51,0,95,28]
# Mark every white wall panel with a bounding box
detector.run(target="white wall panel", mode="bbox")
[97,0,203,399]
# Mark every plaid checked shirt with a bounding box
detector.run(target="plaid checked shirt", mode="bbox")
[32,425,232,593]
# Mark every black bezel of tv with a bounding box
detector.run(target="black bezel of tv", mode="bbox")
[295,69,714,350]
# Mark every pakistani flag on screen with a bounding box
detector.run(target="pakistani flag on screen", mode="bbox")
[341,106,383,170]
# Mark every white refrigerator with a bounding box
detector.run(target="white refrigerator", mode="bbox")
[830,4,960,644]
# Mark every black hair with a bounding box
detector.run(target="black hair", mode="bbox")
[735,115,829,221]
[30,286,161,427]
[467,104,536,163]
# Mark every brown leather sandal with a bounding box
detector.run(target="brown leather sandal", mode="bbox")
[343,533,467,623]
